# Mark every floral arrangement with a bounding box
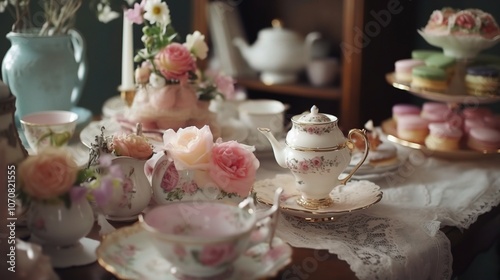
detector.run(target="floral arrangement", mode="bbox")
[125,0,235,99]
[147,125,259,199]
[17,147,125,208]
[424,7,500,38]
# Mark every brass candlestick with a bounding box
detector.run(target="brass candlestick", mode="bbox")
[119,86,136,107]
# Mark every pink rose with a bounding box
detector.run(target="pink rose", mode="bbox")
[155,43,196,82]
[215,74,236,99]
[110,133,153,160]
[199,243,235,266]
[163,125,214,170]
[208,141,259,197]
[453,11,478,30]
[19,148,78,200]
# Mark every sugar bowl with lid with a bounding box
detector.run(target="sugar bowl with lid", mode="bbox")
[258,105,369,210]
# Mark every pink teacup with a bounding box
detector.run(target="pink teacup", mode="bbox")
[140,194,281,278]
[20,110,78,153]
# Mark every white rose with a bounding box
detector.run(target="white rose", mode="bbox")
[184,31,209,60]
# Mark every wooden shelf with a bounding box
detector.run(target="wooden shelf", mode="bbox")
[236,76,342,100]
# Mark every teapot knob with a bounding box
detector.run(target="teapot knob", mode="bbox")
[310,105,319,114]
[271,19,283,28]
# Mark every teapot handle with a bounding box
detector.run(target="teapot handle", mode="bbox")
[339,129,369,185]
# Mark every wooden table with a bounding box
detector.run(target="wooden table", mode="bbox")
[55,205,500,280]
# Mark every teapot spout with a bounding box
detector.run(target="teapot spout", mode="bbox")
[233,37,251,62]
[257,128,287,168]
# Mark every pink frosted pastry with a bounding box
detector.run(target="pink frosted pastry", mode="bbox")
[394,59,425,83]
[484,115,500,130]
[421,102,451,123]
[392,104,421,122]
[467,127,500,152]
[461,107,493,120]
[425,122,463,151]
[397,115,429,143]
[464,118,487,134]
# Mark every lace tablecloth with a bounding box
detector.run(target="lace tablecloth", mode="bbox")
[256,146,500,280]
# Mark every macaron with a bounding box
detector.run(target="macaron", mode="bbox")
[392,104,421,122]
[425,54,456,79]
[397,115,429,143]
[425,54,456,70]
[411,66,448,92]
[484,114,500,130]
[465,66,500,96]
[467,127,500,152]
[461,107,493,120]
[411,49,442,60]
[394,59,425,83]
[425,122,463,151]
[464,118,487,134]
[421,102,451,123]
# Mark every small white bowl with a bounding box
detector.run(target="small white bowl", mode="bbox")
[20,110,78,153]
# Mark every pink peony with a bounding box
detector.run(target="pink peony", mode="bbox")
[109,133,153,160]
[208,141,259,197]
[199,243,235,267]
[155,43,196,82]
[163,125,214,170]
[18,148,78,200]
[452,11,479,30]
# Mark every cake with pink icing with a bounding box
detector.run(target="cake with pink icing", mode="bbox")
[461,106,493,120]
[392,104,421,122]
[463,118,487,134]
[424,8,500,39]
[467,127,500,152]
[484,115,500,130]
[394,59,425,83]
[425,122,463,151]
[396,115,429,143]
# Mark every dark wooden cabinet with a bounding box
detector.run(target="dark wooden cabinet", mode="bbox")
[192,0,421,130]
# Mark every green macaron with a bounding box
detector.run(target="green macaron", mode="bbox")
[412,66,447,80]
[425,54,455,69]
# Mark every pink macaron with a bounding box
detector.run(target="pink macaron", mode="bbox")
[395,59,425,82]
[397,115,430,143]
[464,118,487,134]
[425,122,463,151]
[421,102,451,123]
[461,107,493,120]
[467,127,500,152]
[392,104,421,121]
[484,115,500,130]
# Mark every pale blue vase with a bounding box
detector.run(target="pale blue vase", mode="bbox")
[1,29,87,120]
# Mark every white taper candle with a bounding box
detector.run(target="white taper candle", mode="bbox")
[121,14,134,89]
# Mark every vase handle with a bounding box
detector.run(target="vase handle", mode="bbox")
[68,29,87,107]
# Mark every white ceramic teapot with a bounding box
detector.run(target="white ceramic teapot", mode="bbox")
[258,105,369,210]
[234,19,320,84]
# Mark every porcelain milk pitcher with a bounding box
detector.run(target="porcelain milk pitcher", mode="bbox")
[258,105,369,210]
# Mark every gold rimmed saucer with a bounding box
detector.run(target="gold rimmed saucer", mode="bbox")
[252,174,383,222]
[96,223,293,280]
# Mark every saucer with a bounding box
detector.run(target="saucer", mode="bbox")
[96,223,292,280]
[31,237,100,268]
[253,174,383,222]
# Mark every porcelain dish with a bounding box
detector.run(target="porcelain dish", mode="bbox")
[96,223,292,280]
[253,174,383,222]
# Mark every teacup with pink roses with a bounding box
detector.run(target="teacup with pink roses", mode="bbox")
[147,125,260,204]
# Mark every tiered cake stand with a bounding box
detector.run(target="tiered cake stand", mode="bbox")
[382,30,500,159]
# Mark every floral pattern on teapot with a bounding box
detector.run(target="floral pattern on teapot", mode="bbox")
[295,123,336,135]
[287,155,340,175]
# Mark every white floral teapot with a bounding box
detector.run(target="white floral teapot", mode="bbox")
[258,105,369,210]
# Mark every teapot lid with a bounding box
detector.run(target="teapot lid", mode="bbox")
[297,105,332,123]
